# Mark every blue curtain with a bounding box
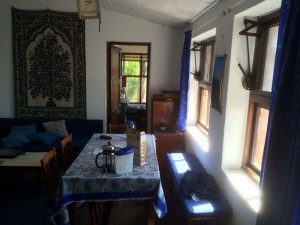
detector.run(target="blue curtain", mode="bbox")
[177,30,192,131]
[256,0,300,225]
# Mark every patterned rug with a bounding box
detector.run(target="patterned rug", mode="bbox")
[12,8,86,119]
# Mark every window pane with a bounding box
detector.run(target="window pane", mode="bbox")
[141,77,147,103]
[251,107,269,171]
[262,25,278,91]
[203,44,212,81]
[126,77,140,102]
[142,62,148,76]
[123,61,140,76]
[198,88,210,128]
[121,53,148,103]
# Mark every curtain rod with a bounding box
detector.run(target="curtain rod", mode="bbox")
[191,0,245,34]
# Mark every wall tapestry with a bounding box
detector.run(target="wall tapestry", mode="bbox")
[12,8,86,119]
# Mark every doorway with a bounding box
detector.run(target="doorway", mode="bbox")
[106,42,151,132]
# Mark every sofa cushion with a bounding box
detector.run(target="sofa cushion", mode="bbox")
[167,153,232,219]
[0,118,103,152]
[22,138,62,152]
[72,136,91,151]
[65,119,103,137]
[43,120,68,137]
[28,132,60,145]
[10,124,36,137]
[2,134,30,149]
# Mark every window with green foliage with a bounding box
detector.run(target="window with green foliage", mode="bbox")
[122,53,148,103]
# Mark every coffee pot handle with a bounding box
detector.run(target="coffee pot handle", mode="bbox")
[95,153,103,168]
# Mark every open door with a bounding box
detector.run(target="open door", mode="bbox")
[107,45,121,131]
[107,42,150,132]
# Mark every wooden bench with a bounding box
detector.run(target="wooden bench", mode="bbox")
[167,153,232,225]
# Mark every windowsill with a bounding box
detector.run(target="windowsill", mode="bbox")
[186,125,260,213]
[186,125,209,152]
[223,168,260,213]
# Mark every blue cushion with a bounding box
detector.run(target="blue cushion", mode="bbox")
[72,136,90,151]
[10,124,36,137]
[167,153,232,218]
[22,138,62,152]
[28,132,60,145]
[65,120,103,137]
[2,134,30,148]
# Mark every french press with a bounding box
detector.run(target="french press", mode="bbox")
[95,141,115,173]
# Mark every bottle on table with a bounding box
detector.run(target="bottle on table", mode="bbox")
[126,120,135,134]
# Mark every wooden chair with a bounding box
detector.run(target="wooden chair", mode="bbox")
[109,124,127,134]
[61,134,103,225]
[89,202,103,225]
[60,134,73,171]
[40,148,60,206]
[41,149,102,224]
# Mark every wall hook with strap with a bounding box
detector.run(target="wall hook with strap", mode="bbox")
[238,19,259,90]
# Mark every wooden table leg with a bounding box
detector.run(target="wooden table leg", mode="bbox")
[68,202,77,225]
[147,199,154,225]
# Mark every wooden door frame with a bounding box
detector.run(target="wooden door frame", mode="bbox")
[106,42,151,132]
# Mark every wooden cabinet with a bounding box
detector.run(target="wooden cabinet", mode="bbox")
[155,132,186,173]
[151,92,180,132]
[151,91,184,175]
[154,131,185,214]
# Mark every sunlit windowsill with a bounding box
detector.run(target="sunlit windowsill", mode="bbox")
[186,125,209,152]
[186,125,260,213]
[223,169,260,213]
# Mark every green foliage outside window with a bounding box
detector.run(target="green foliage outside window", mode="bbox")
[122,53,148,103]
[124,61,140,102]
[124,61,140,76]
[127,77,139,102]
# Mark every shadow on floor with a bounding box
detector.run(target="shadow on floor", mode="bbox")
[0,167,184,225]
[0,178,53,225]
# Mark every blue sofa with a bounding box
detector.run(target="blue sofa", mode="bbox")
[0,118,103,153]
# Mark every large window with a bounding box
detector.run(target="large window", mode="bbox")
[195,38,215,133]
[121,53,148,103]
[243,11,279,179]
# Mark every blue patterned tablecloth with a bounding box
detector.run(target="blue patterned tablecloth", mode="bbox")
[52,134,167,225]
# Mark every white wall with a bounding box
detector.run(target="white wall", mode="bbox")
[0,0,184,131]
[0,1,284,224]
[186,0,281,225]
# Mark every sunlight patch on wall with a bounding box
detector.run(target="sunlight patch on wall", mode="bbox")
[186,126,209,152]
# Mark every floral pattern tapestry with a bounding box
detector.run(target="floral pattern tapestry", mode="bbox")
[12,8,86,119]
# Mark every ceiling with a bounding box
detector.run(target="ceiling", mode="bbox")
[99,0,222,29]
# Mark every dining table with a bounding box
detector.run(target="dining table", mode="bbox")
[51,133,167,225]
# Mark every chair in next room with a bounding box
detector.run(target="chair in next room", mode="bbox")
[109,123,127,134]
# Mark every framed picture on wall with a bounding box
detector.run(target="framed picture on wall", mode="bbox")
[211,55,226,113]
